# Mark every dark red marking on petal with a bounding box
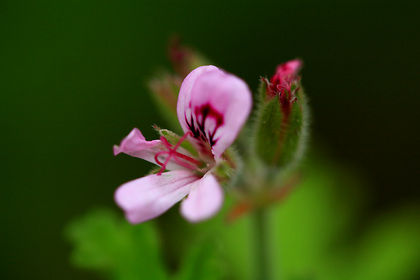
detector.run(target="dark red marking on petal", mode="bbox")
[185,103,224,148]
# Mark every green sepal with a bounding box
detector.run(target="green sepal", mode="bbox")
[259,77,270,101]
[153,126,198,156]
[254,87,308,169]
[276,89,306,168]
[255,97,283,166]
[213,159,234,183]
[153,126,181,144]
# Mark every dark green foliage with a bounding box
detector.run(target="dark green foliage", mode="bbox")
[66,153,420,280]
[174,240,225,280]
[65,209,167,280]
[65,209,225,280]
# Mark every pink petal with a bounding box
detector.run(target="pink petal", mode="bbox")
[177,66,252,159]
[113,128,189,171]
[180,174,224,223]
[115,170,199,224]
[275,59,302,79]
[270,59,303,91]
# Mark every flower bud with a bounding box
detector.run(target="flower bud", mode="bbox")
[148,74,183,130]
[147,39,211,131]
[168,36,210,79]
[254,59,308,169]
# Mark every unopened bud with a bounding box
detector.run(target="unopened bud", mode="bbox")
[148,74,182,130]
[168,36,211,78]
[254,59,308,169]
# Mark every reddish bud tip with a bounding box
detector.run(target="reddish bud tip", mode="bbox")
[268,59,303,98]
[168,36,195,78]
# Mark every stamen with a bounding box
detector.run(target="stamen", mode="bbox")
[157,151,173,176]
[173,151,201,165]
[155,132,200,175]
[160,136,173,149]
[172,156,198,170]
[173,131,192,149]
[154,151,169,167]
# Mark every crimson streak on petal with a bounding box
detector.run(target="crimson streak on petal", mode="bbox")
[185,103,224,147]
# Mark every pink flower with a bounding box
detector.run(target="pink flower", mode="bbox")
[114,66,252,223]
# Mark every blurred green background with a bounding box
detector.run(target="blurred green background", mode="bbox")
[1,1,419,279]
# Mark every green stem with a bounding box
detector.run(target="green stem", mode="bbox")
[253,207,271,280]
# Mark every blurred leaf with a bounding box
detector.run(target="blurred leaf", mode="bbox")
[219,215,255,280]
[65,152,420,280]
[266,151,420,280]
[153,151,370,280]
[65,209,167,280]
[349,207,420,280]
[152,194,255,280]
[174,238,225,280]
[269,154,368,280]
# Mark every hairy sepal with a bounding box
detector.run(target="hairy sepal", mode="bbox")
[255,87,307,169]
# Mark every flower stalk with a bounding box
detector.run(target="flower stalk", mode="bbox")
[253,207,272,280]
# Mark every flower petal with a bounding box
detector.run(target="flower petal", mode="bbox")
[177,66,252,159]
[180,174,224,222]
[115,170,199,224]
[114,128,187,170]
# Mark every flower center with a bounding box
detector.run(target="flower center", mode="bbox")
[154,132,201,175]
[185,103,224,154]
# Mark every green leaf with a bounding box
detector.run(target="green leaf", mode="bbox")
[174,239,225,280]
[65,209,168,280]
[267,151,420,280]
[218,214,255,280]
[153,198,255,280]
[65,152,420,280]
[269,154,365,279]
[349,207,420,280]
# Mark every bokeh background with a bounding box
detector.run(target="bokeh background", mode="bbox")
[1,1,419,279]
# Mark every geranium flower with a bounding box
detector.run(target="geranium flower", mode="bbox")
[114,65,252,223]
